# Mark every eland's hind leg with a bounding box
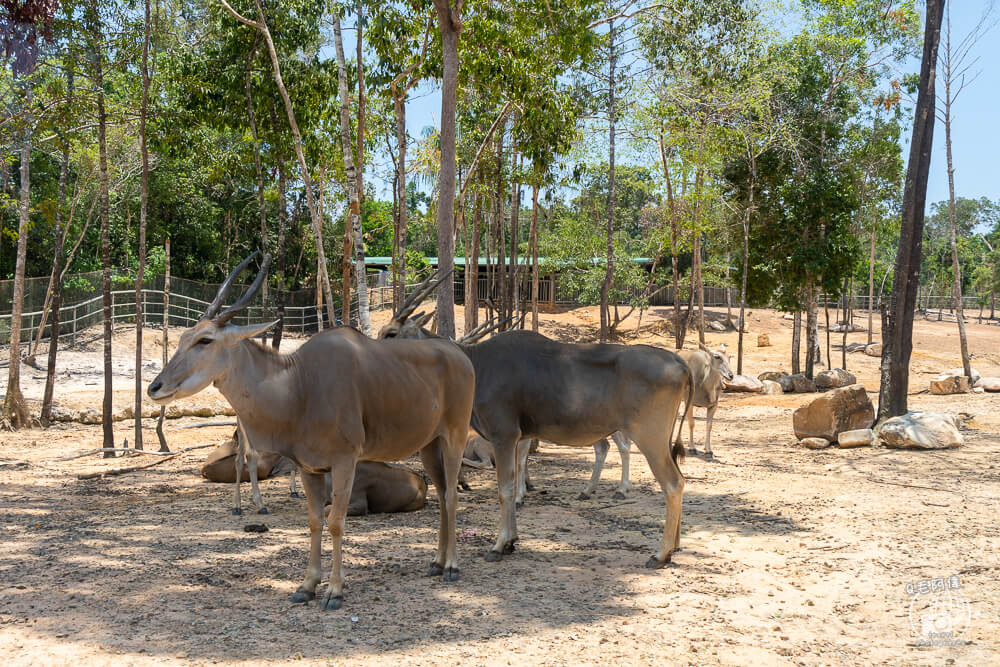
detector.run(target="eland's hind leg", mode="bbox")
[580,438,610,500]
[515,438,531,508]
[486,436,520,561]
[626,420,685,569]
[321,456,357,610]
[611,431,632,499]
[420,439,459,580]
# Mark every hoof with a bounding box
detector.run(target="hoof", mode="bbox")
[289,491,301,499]
[290,590,316,604]
[502,540,517,555]
[231,508,242,516]
[525,482,536,492]
[687,447,698,456]
[428,561,444,577]
[704,451,715,461]
[644,554,670,569]
[515,501,523,510]
[443,567,460,583]
[577,492,590,501]
[458,482,471,492]
[484,550,503,563]
[321,594,344,611]
[613,491,627,500]
[257,507,269,515]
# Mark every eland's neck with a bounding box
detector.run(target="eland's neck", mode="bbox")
[213,340,299,434]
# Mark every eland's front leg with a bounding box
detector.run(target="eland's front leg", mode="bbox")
[486,437,519,561]
[321,458,357,610]
[579,438,610,500]
[291,471,328,605]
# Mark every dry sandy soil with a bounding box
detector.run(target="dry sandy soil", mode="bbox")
[1,306,999,665]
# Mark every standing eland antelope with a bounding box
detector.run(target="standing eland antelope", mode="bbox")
[379,278,693,569]
[147,253,475,610]
[675,343,733,459]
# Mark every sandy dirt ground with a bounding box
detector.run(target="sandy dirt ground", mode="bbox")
[1,306,999,665]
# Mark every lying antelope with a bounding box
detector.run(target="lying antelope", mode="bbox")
[380,274,693,569]
[148,253,474,610]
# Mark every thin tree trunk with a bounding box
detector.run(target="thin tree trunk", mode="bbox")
[134,0,152,449]
[156,238,169,452]
[600,18,617,343]
[352,4,371,334]
[41,91,72,426]
[220,0,336,328]
[245,35,268,301]
[2,87,32,428]
[465,181,482,329]
[317,166,326,330]
[879,0,945,421]
[392,93,408,310]
[509,161,520,324]
[432,0,462,339]
[530,184,540,331]
[97,28,114,455]
[791,310,802,375]
[272,157,288,347]
[868,225,875,344]
[737,165,753,375]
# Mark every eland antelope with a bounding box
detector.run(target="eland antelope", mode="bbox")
[148,253,475,610]
[379,275,693,569]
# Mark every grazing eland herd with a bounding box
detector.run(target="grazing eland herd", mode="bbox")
[148,253,739,611]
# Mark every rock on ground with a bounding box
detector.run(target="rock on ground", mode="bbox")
[761,380,783,395]
[779,373,817,393]
[798,437,831,449]
[875,412,963,449]
[792,384,874,441]
[837,428,874,448]
[929,375,970,395]
[725,375,763,393]
[864,343,881,357]
[941,367,981,383]
[757,334,771,347]
[708,320,726,332]
[758,370,787,382]
[814,368,857,391]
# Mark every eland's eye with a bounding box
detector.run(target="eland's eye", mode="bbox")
[196,338,213,346]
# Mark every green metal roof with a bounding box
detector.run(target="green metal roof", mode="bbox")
[364,256,653,267]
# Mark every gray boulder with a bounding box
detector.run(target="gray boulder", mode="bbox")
[779,373,818,393]
[814,368,857,391]
[792,384,874,441]
[876,412,963,450]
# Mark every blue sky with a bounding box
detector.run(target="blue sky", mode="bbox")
[349,3,999,214]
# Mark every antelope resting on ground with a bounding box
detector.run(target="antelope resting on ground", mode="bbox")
[379,275,693,569]
[675,343,733,459]
[148,253,475,610]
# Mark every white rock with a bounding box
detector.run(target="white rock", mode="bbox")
[974,376,1000,392]
[798,437,831,450]
[837,428,873,448]
[941,367,980,383]
[876,412,963,450]
[725,375,763,393]
[761,380,783,395]
[864,343,882,357]
[973,387,985,394]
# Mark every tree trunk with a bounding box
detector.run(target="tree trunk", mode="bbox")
[694,226,704,344]
[465,182,482,329]
[804,277,819,378]
[878,0,945,421]
[134,0,151,449]
[221,0,336,329]
[509,164,520,324]
[3,91,32,429]
[599,19,617,343]
[352,4,371,334]
[93,5,115,454]
[791,310,802,375]
[156,238,169,452]
[392,93,408,310]
[272,157,288,347]
[867,225,875,345]
[737,174,752,375]
[432,0,462,339]
[245,36,268,302]
[841,276,849,370]
[41,95,72,426]
[942,37,971,378]
[530,184,540,331]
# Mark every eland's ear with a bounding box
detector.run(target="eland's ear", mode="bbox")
[222,320,279,343]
